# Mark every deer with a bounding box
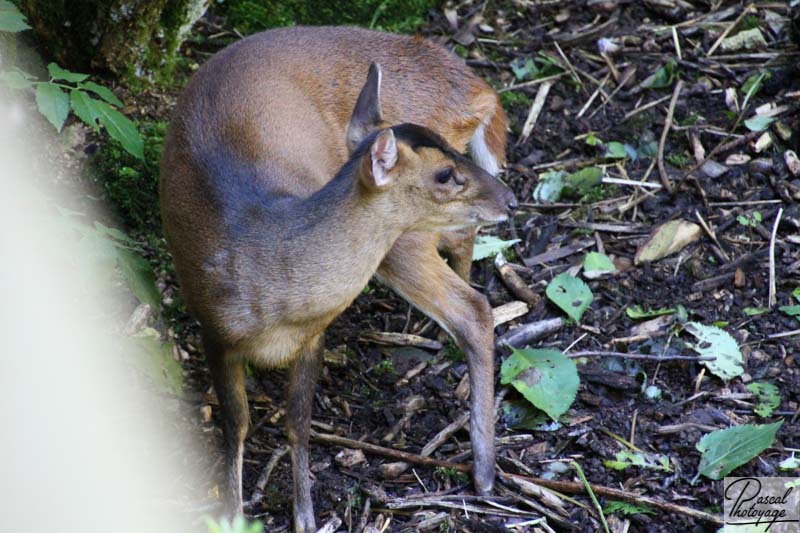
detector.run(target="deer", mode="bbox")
[159,26,514,532]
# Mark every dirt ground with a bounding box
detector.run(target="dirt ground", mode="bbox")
[92,1,800,531]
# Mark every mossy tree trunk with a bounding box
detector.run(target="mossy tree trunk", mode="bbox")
[19,0,209,81]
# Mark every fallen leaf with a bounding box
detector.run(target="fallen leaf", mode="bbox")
[720,27,767,52]
[634,219,703,265]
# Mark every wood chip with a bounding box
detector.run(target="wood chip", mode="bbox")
[493,301,530,327]
[725,153,751,165]
[785,150,800,177]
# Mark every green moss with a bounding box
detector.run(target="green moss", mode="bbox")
[18,0,207,84]
[91,119,167,232]
[216,0,440,34]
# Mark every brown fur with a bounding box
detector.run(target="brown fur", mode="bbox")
[160,26,511,532]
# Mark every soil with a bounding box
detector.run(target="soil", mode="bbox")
[41,1,800,532]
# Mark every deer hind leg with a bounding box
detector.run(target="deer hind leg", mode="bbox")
[377,232,496,494]
[204,332,250,517]
[286,334,324,533]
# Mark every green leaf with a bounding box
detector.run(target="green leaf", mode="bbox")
[585,132,603,146]
[744,115,775,132]
[205,516,263,533]
[626,304,675,319]
[94,221,141,248]
[70,89,100,131]
[743,307,769,316]
[583,252,616,275]
[604,501,655,516]
[79,80,124,107]
[603,141,628,159]
[746,382,780,418]
[779,453,800,471]
[0,68,34,89]
[115,249,161,310]
[693,421,783,482]
[642,60,676,89]
[546,272,593,323]
[684,322,743,380]
[35,83,70,132]
[472,235,520,261]
[792,287,800,301]
[500,398,552,430]
[532,170,566,203]
[638,140,659,158]
[779,305,800,322]
[47,62,89,83]
[500,348,579,421]
[604,450,672,472]
[510,57,538,80]
[564,166,603,195]
[0,0,31,32]
[129,328,183,395]
[741,71,771,100]
[92,100,144,159]
[644,385,662,399]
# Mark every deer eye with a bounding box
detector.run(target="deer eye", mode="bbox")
[435,168,454,184]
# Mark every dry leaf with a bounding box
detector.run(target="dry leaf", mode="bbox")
[631,313,674,339]
[335,448,366,468]
[635,219,703,265]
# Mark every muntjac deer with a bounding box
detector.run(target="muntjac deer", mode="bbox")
[160,26,514,532]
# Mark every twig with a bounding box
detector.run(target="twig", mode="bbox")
[496,318,564,349]
[657,79,684,194]
[568,351,714,362]
[768,207,784,308]
[495,255,539,306]
[359,331,442,351]
[517,80,554,145]
[602,176,662,189]
[621,94,671,123]
[694,209,731,262]
[498,72,565,93]
[312,430,723,525]
[503,473,722,526]
[246,445,290,509]
[768,329,800,340]
[671,26,682,61]
[311,431,472,472]
[577,74,609,118]
[706,4,755,57]
[553,40,583,91]
[708,199,784,207]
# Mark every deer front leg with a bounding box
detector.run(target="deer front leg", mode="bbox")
[286,334,324,533]
[437,227,478,283]
[378,232,496,494]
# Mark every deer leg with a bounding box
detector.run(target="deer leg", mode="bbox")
[286,334,324,533]
[378,232,496,494]
[205,332,250,516]
[437,227,478,283]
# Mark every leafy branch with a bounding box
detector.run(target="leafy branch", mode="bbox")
[0,2,144,159]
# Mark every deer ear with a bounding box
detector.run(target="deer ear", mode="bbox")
[346,62,384,152]
[365,129,397,189]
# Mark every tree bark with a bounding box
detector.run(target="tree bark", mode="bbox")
[19,0,209,81]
